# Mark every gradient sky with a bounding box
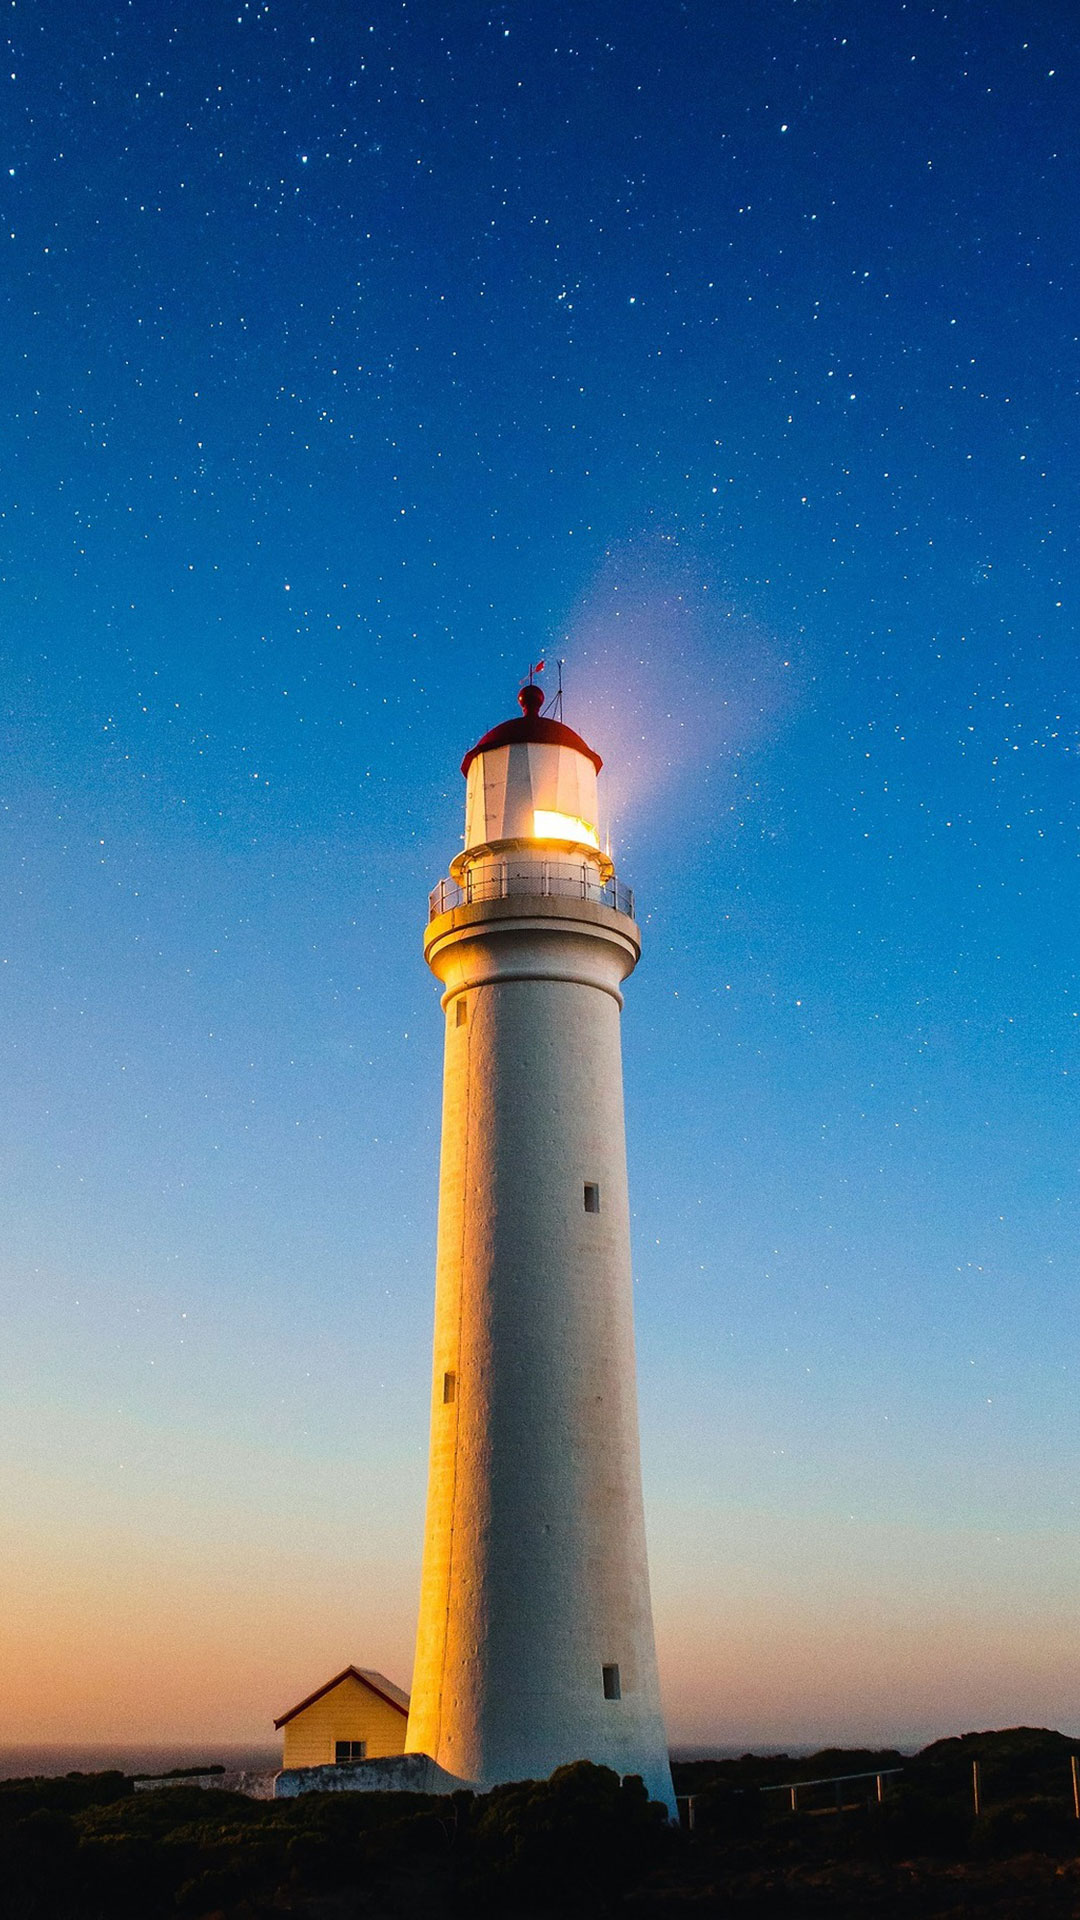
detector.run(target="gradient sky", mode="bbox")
[2,0,1078,1752]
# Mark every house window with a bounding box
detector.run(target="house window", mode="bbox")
[335,1741,366,1764]
[602,1664,621,1700]
[456,998,468,1027]
[443,1371,457,1404]
[584,1183,600,1213]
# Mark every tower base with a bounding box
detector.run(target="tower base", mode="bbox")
[275,1749,675,1815]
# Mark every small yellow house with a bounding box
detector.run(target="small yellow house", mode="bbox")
[274,1666,410,1770]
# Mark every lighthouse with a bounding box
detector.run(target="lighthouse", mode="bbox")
[405,683,675,1815]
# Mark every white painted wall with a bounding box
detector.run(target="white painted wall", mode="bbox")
[407,864,675,1816]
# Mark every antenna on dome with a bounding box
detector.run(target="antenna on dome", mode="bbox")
[542,659,565,722]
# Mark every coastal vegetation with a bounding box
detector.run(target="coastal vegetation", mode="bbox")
[2,1728,1080,1916]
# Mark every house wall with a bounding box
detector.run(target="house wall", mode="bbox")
[281,1676,408,1769]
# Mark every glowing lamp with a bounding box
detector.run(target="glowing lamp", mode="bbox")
[532,809,599,849]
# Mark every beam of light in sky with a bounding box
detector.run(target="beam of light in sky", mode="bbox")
[561,541,796,851]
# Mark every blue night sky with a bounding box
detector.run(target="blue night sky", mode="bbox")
[2,0,1077,1750]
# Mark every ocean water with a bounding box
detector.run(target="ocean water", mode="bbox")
[0,1744,280,1782]
[669,1744,817,1762]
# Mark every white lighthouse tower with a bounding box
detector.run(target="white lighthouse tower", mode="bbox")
[406,683,675,1815]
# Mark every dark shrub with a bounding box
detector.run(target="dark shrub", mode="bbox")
[285,1826,356,1889]
[174,1864,242,1914]
[869,1786,970,1860]
[79,1833,180,1918]
[3,1809,80,1917]
[974,1794,1076,1858]
[459,1761,670,1914]
[688,1781,764,1843]
[77,1786,264,1842]
[0,1773,130,1832]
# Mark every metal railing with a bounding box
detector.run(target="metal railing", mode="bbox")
[429,862,635,922]
[677,1766,904,1831]
[762,1767,904,1813]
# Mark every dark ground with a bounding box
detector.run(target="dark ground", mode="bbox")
[3,1727,1080,1918]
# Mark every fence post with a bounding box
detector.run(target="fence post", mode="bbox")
[790,1784,798,1813]
[1071,1756,1080,1821]
[876,1772,884,1804]
[972,1760,981,1818]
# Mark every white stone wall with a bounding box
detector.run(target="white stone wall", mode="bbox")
[133,1771,278,1800]
[275,1753,466,1798]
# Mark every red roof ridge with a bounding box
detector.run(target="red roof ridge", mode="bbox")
[274,1664,410,1729]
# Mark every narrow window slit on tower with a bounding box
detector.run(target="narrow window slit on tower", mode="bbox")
[602,1664,621,1700]
[443,1371,457,1404]
[584,1182,600,1213]
[456,998,468,1026]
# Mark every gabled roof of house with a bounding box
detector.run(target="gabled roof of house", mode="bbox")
[274,1665,410,1729]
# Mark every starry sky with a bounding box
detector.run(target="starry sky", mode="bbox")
[2,0,1078,1753]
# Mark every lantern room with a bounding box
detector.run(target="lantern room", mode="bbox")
[451,684,611,883]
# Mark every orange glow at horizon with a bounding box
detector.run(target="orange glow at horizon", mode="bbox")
[4,1499,1079,1750]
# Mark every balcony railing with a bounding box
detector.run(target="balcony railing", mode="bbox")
[429,861,635,922]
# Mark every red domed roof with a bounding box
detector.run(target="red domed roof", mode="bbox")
[461,684,603,777]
